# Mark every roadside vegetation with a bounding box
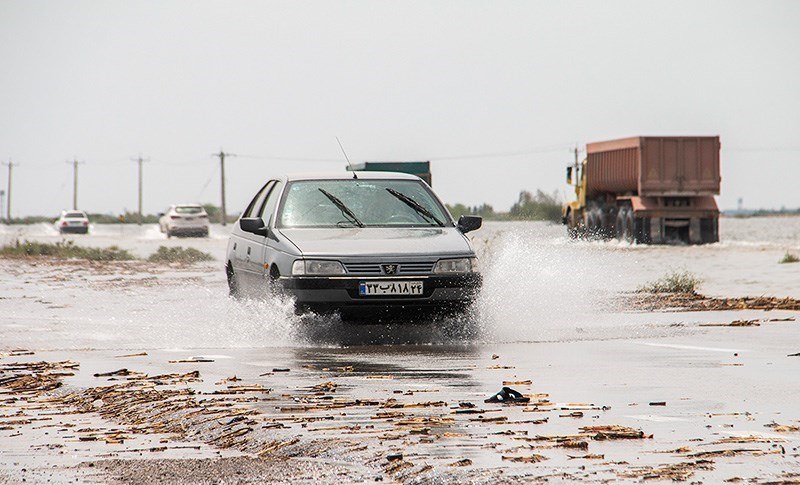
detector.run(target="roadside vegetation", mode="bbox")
[638,270,702,294]
[726,207,800,218]
[448,189,562,223]
[0,240,134,261]
[3,204,237,225]
[0,240,213,264]
[779,252,799,264]
[147,246,214,264]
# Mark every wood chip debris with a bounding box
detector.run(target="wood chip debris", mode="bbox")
[765,422,800,433]
[310,381,337,393]
[712,435,784,444]
[448,458,472,466]
[687,448,773,458]
[567,453,604,459]
[383,399,446,409]
[633,293,800,312]
[619,460,714,481]
[501,454,548,463]
[580,425,649,440]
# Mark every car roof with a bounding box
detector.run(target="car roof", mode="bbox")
[282,171,421,182]
[173,203,204,207]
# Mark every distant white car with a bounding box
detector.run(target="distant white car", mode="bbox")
[55,210,90,234]
[159,204,210,238]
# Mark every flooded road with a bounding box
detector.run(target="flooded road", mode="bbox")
[1,218,799,483]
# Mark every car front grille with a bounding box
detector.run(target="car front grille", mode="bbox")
[343,261,436,275]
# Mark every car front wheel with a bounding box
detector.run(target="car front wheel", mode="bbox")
[226,263,240,298]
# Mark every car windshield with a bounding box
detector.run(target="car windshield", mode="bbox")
[175,206,203,214]
[65,212,86,218]
[279,179,450,228]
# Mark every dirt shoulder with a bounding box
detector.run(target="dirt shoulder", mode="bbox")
[628,291,800,312]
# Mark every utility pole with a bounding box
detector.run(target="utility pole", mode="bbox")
[213,150,235,225]
[67,158,84,210]
[2,160,15,223]
[131,155,149,225]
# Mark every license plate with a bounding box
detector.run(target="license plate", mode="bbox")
[359,280,423,296]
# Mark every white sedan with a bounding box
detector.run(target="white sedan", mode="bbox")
[158,204,210,238]
[55,210,90,234]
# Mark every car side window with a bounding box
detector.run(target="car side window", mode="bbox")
[258,181,283,224]
[243,181,275,218]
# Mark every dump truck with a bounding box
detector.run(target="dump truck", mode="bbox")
[347,161,432,186]
[562,136,720,244]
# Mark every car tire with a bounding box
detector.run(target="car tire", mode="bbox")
[267,264,283,296]
[226,263,240,298]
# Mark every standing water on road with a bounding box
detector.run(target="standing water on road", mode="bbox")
[1,217,799,350]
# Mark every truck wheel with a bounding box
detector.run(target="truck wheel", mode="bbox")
[567,211,583,239]
[585,212,597,238]
[624,211,635,244]
[615,209,626,240]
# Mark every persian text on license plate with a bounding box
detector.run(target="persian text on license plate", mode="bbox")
[359,280,423,296]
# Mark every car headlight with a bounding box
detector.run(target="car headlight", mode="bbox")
[291,259,345,275]
[433,257,478,274]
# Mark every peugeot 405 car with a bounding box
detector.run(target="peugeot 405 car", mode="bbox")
[225,172,482,317]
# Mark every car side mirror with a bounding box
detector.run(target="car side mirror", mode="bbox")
[240,217,268,236]
[457,215,482,233]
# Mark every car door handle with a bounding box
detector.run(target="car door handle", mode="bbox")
[247,247,251,255]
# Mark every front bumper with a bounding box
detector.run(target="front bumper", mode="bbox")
[278,273,481,313]
[59,226,88,234]
[167,225,209,236]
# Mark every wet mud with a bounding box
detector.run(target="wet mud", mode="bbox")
[631,292,800,312]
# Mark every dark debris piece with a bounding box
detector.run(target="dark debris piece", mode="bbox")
[484,387,530,404]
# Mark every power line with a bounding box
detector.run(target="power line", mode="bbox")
[236,154,340,163]
[427,144,574,161]
[235,143,575,164]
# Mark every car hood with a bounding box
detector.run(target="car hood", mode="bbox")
[279,227,474,258]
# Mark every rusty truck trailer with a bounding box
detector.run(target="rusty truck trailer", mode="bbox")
[563,136,721,244]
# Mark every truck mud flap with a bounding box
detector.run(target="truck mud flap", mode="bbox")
[634,217,651,244]
[700,217,719,244]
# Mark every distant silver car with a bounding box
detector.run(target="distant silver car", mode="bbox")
[55,210,89,234]
[159,204,210,238]
[225,172,482,317]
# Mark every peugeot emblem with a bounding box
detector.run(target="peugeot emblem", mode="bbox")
[382,264,399,275]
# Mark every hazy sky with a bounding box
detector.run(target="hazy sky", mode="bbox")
[1,0,799,217]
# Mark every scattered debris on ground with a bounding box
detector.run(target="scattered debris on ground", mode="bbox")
[630,292,800,312]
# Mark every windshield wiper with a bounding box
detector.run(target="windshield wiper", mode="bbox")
[385,188,444,227]
[318,188,364,227]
